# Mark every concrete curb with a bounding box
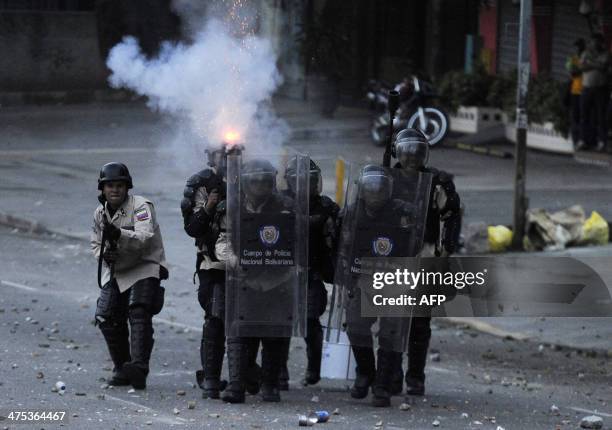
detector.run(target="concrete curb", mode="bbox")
[442,317,612,358]
[0,210,89,242]
[441,317,531,341]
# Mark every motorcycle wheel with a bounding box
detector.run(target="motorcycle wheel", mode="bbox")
[407,108,449,146]
[370,118,389,147]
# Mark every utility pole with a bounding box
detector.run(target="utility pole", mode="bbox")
[512,0,531,250]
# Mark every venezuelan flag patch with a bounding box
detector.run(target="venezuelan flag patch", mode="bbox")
[135,207,150,221]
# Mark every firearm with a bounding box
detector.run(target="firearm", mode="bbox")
[97,214,118,288]
[382,90,400,167]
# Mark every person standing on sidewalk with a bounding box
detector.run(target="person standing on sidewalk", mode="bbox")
[579,33,611,151]
[566,38,585,149]
[92,162,168,390]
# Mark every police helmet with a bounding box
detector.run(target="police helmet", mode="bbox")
[98,162,133,190]
[241,159,277,198]
[393,128,429,169]
[285,156,322,196]
[358,165,393,211]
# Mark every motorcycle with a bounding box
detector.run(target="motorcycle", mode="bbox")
[367,76,449,147]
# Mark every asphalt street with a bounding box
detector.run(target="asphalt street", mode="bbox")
[0,102,611,429]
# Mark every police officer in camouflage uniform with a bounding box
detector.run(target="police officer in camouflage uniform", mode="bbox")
[392,128,461,397]
[92,162,168,390]
[278,157,339,389]
[181,144,260,399]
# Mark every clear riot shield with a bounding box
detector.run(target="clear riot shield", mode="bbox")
[225,151,308,338]
[327,164,432,352]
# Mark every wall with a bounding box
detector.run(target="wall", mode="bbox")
[0,11,108,92]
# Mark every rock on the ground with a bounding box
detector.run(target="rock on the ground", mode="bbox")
[580,415,603,429]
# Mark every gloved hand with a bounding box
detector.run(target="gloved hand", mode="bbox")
[204,189,220,215]
[103,248,118,265]
[105,223,121,242]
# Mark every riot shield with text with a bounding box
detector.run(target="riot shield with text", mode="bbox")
[327,165,432,352]
[225,152,309,338]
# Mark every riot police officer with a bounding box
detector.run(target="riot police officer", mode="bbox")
[392,128,461,397]
[92,162,168,390]
[338,165,430,407]
[181,143,259,399]
[279,157,339,388]
[217,159,297,404]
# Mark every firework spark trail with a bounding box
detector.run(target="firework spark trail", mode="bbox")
[106,1,288,156]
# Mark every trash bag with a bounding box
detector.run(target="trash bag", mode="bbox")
[523,208,572,251]
[549,205,585,245]
[581,211,609,246]
[488,225,513,252]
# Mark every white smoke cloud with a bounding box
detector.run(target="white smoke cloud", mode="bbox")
[106,13,289,157]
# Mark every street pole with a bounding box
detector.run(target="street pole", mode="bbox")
[512,0,531,250]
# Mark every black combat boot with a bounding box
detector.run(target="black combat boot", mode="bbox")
[197,337,226,399]
[123,307,154,390]
[99,320,131,386]
[405,341,428,396]
[245,338,261,395]
[372,349,399,407]
[222,339,249,404]
[302,322,323,386]
[260,338,287,402]
[350,345,375,399]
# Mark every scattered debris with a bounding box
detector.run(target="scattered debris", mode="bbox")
[399,403,411,411]
[375,421,384,428]
[187,401,196,410]
[332,408,340,415]
[176,390,186,396]
[173,408,180,415]
[127,388,136,394]
[54,381,66,395]
[580,415,603,429]
[432,419,440,427]
[461,413,469,419]
[36,372,44,379]
[430,352,441,362]
[75,392,86,396]
[97,394,105,400]
[310,395,320,403]
[550,405,560,415]
[208,413,220,418]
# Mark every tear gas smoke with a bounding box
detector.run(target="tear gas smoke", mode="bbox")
[106,3,289,158]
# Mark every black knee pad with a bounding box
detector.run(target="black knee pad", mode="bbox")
[95,281,128,325]
[129,278,164,315]
[128,305,153,325]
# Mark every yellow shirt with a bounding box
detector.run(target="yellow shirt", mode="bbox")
[567,55,583,95]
